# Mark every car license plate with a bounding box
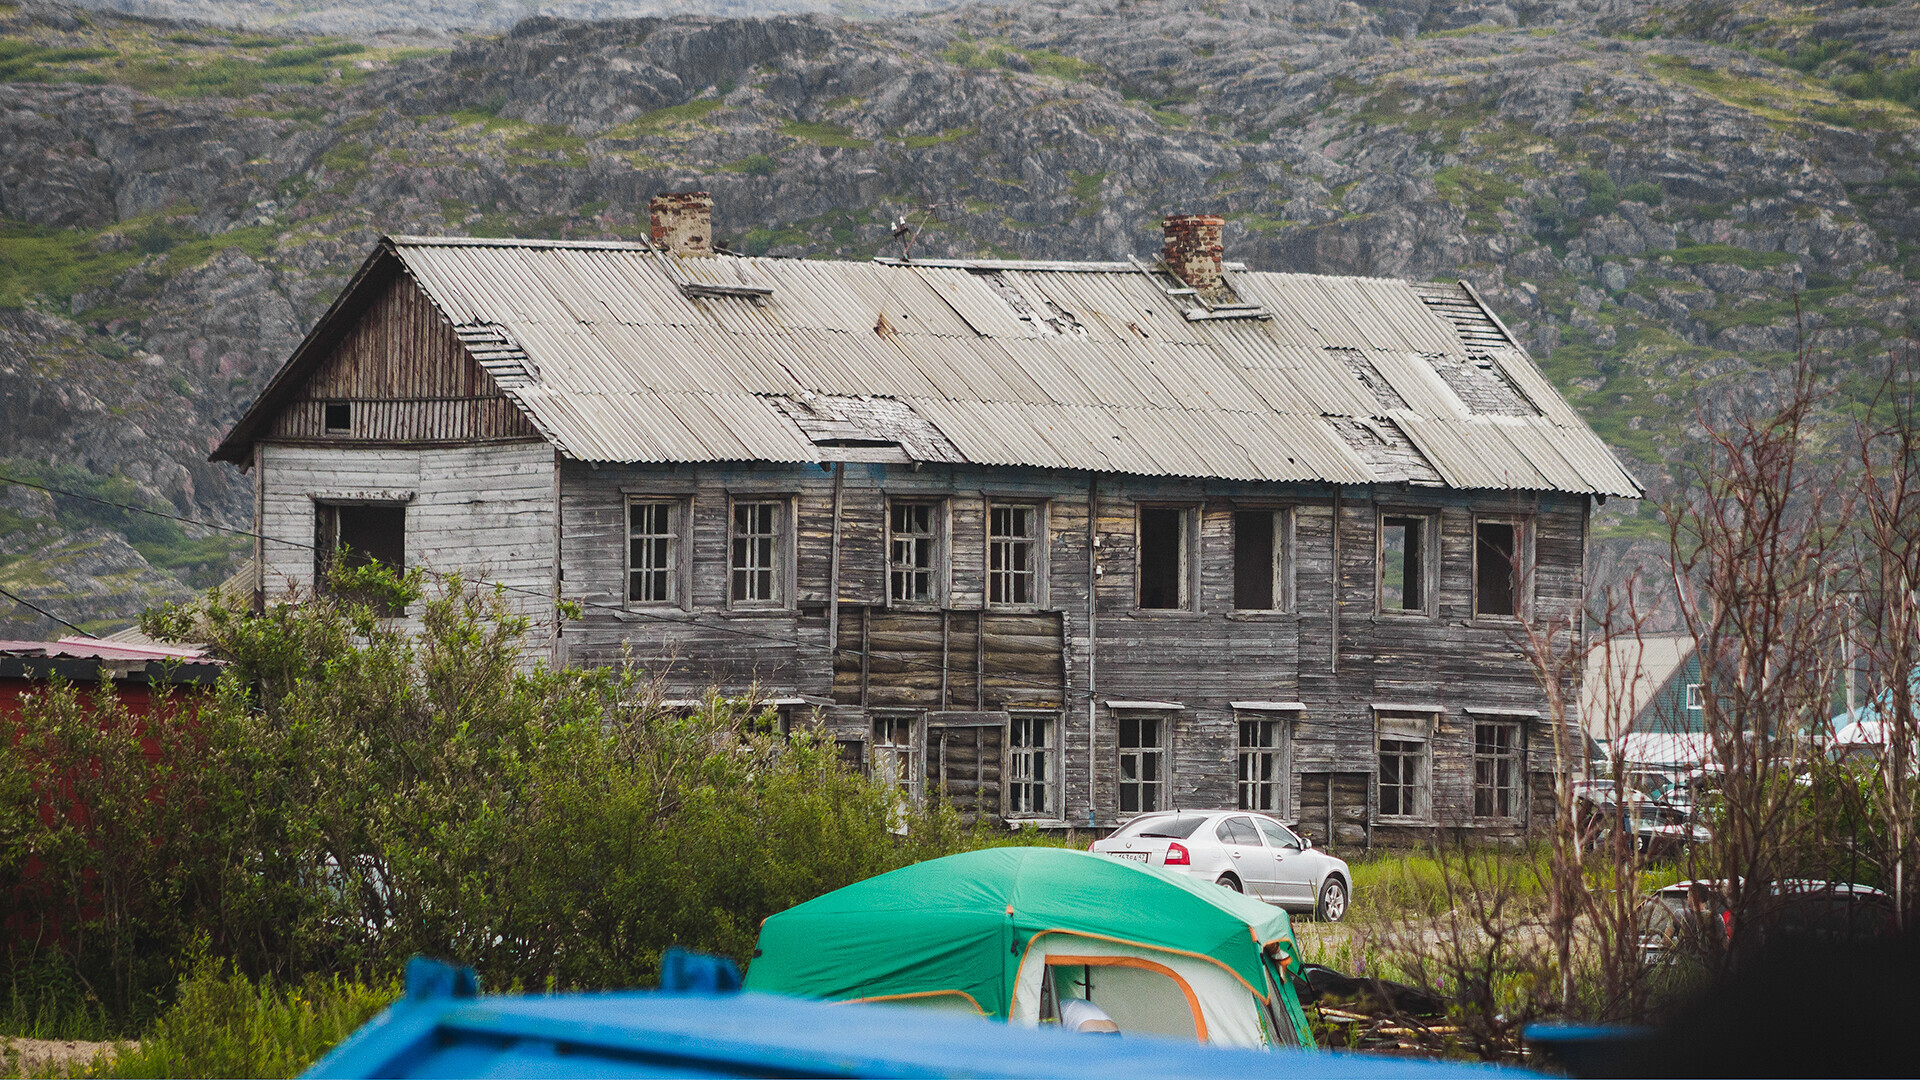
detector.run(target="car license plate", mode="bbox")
[1110,852,1149,863]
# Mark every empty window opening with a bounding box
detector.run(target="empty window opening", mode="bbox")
[1473,722,1523,819]
[989,505,1039,606]
[1007,712,1058,817]
[1138,507,1189,610]
[731,501,781,605]
[889,502,939,604]
[1379,515,1427,613]
[1118,714,1166,814]
[1234,510,1279,610]
[1238,717,1285,813]
[628,501,679,604]
[871,714,920,801]
[314,502,406,615]
[1377,738,1427,819]
[1475,520,1518,618]
[323,401,351,433]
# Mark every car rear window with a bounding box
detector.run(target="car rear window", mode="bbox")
[1114,814,1210,839]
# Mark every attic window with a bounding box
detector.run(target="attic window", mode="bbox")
[323,402,351,434]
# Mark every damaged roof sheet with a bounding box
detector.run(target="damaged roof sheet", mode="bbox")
[254,236,1642,496]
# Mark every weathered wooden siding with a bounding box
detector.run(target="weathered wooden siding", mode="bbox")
[559,458,1589,844]
[263,271,540,443]
[255,442,559,651]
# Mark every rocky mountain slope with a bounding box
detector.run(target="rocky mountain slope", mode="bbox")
[3,0,1918,634]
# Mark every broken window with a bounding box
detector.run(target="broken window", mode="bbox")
[1137,506,1191,610]
[1007,711,1058,817]
[627,500,681,605]
[1376,712,1432,820]
[1378,514,1431,614]
[888,501,940,605]
[314,502,406,616]
[323,401,351,434]
[1474,519,1520,619]
[731,500,784,606]
[1473,721,1523,819]
[1238,716,1286,813]
[870,712,920,801]
[989,504,1040,607]
[1118,713,1167,814]
[1234,509,1289,611]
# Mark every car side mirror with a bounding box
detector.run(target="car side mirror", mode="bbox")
[1296,833,1312,850]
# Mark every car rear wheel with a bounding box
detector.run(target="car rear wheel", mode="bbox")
[1216,873,1243,893]
[1316,877,1348,922]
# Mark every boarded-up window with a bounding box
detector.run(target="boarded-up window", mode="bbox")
[1473,721,1522,819]
[1474,520,1519,618]
[1118,713,1167,814]
[989,504,1040,607]
[889,501,940,604]
[1234,509,1290,610]
[928,718,1004,821]
[628,500,681,605]
[1137,507,1190,610]
[731,501,783,606]
[314,502,406,616]
[1378,514,1430,614]
[1238,717,1285,813]
[1007,711,1057,817]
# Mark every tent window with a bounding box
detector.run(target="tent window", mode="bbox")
[1238,717,1285,813]
[1118,713,1166,814]
[1046,956,1204,1042]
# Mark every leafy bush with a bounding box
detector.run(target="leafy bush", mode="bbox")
[85,963,398,1079]
[1578,167,1616,216]
[1619,180,1663,205]
[3,567,1003,1036]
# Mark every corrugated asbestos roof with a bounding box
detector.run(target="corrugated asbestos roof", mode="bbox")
[222,236,1641,497]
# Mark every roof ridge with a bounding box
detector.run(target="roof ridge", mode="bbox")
[386,235,656,252]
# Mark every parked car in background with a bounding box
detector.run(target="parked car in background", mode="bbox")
[1572,780,1710,858]
[1089,811,1352,921]
[1639,879,1895,965]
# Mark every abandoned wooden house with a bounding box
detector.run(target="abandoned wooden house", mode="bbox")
[212,194,1640,846]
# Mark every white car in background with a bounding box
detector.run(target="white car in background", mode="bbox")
[1090,810,1353,921]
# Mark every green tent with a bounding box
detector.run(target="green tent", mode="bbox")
[744,848,1315,1049]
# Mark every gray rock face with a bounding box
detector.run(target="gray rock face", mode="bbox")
[3,0,1920,631]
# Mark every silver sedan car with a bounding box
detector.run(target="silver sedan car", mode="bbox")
[1089,810,1352,921]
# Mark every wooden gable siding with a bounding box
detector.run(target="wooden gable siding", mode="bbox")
[263,271,540,444]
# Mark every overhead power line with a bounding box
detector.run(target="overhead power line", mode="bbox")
[0,582,99,638]
[0,473,1094,704]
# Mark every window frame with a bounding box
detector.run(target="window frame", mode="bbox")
[1135,503,1199,612]
[885,497,948,609]
[322,401,352,435]
[1376,510,1438,617]
[1472,720,1525,820]
[986,500,1048,610]
[869,710,923,804]
[1471,515,1529,622]
[727,496,793,610]
[1236,712,1289,815]
[1115,709,1172,817]
[1232,506,1294,613]
[1005,709,1062,820]
[1374,710,1436,822]
[312,498,409,617]
[1685,683,1704,712]
[625,497,689,609]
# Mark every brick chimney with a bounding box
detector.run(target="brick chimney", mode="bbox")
[650,191,714,256]
[1161,213,1225,291]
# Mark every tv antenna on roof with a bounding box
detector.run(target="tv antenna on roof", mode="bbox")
[891,200,941,262]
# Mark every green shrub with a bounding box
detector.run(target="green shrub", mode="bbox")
[1619,180,1663,205]
[3,567,1013,1035]
[1579,167,1617,216]
[86,964,398,1079]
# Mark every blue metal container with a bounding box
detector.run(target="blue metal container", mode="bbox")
[305,955,1525,1078]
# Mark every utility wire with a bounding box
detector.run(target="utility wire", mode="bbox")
[0,473,1096,704]
[0,582,99,638]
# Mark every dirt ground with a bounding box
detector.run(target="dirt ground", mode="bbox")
[0,1038,126,1078]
